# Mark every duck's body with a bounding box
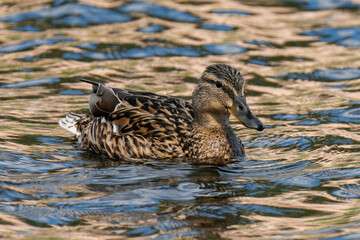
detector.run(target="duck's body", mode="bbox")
[60,64,264,164]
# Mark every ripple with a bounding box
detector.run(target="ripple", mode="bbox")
[138,24,166,33]
[203,43,246,54]
[342,108,360,119]
[18,68,43,72]
[75,41,98,50]
[200,23,235,31]
[302,26,360,47]
[281,0,359,10]
[247,55,308,66]
[312,107,360,124]
[273,113,307,121]
[53,182,209,209]
[212,9,252,15]
[220,161,310,179]
[322,233,360,240]
[37,137,67,145]
[152,231,203,240]
[118,0,203,23]
[190,203,318,222]
[293,120,321,126]
[247,136,314,151]
[0,3,131,30]
[249,57,272,66]
[0,204,80,226]
[273,167,360,188]
[323,84,350,89]
[0,186,35,202]
[0,0,359,237]
[58,89,85,95]
[0,150,74,174]
[22,43,246,61]
[273,106,360,125]
[11,25,42,32]
[154,220,189,232]
[1,77,60,88]
[275,68,360,81]
[332,184,360,199]
[245,40,275,47]
[121,226,159,237]
[247,74,281,87]
[0,38,74,53]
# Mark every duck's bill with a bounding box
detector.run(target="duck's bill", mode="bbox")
[228,98,264,131]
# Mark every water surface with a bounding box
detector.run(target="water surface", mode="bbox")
[0,0,359,239]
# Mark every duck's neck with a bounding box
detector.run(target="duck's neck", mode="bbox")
[193,111,230,129]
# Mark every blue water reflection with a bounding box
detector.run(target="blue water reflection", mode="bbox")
[312,107,360,124]
[245,40,274,47]
[275,68,360,81]
[0,0,359,237]
[188,204,306,220]
[0,38,74,53]
[0,2,131,30]
[274,167,360,188]
[121,226,159,237]
[212,9,252,15]
[200,24,235,31]
[138,24,166,33]
[248,56,274,66]
[0,151,76,173]
[118,0,202,22]
[1,77,60,88]
[0,184,35,202]
[281,0,359,10]
[273,104,360,125]
[273,113,307,121]
[11,25,42,32]
[302,26,360,47]
[282,0,359,10]
[0,203,80,225]
[322,233,360,240]
[221,161,360,188]
[332,185,360,199]
[20,43,246,61]
[246,136,314,151]
[58,89,85,95]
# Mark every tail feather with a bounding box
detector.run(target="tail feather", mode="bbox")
[59,113,84,136]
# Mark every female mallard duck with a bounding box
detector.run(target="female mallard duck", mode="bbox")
[59,64,264,164]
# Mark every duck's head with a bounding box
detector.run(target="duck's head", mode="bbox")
[192,64,264,131]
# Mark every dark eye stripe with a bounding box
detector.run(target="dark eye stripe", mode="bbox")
[204,78,235,99]
[204,64,244,93]
[222,85,235,99]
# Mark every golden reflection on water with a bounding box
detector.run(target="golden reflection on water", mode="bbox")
[0,0,359,239]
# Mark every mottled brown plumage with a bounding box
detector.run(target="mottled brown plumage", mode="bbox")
[59,64,264,164]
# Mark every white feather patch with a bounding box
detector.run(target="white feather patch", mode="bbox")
[58,114,81,137]
[114,102,122,110]
[113,124,118,133]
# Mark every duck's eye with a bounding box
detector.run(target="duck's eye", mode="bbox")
[215,81,222,88]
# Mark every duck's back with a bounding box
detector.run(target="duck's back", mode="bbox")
[63,83,194,160]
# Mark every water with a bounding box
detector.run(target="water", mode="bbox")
[0,0,359,239]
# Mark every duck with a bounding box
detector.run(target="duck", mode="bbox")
[59,64,264,164]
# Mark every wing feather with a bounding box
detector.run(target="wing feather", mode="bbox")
[77,87,193,159]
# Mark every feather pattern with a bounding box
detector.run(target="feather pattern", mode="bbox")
[59,64,264,164]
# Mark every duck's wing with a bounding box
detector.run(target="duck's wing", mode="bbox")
[76,79,193,159]
[81,79,193,120]
[108,94,193,138]
[113,87,193,119]
[113,87,172,101]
